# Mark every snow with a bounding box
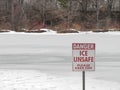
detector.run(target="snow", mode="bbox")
[0,69,120,90]
[0,31,120,90]
[1,29,120,35]
[1,29,57,35]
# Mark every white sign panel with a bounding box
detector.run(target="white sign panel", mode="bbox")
[72,43,95,71]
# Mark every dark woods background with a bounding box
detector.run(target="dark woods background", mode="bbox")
[0,0,120,32]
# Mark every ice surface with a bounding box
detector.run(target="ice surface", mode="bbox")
[0,32,120,90]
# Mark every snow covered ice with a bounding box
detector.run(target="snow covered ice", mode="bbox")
[0,32,120,90]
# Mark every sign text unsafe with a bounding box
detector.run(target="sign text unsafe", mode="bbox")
[72,43,95,71]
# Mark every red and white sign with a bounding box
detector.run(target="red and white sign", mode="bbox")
[72,43,95,71]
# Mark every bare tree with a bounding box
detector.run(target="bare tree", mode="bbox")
[26,0,59,29]
[106,0,114,16]
[11,0,27,31]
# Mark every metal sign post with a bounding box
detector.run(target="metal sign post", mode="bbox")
[72,43,95,90]
[83,71,85,90]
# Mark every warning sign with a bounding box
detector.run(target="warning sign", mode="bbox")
[72,43,95,71]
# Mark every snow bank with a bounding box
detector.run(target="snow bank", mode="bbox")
[0,29,57,35]
[0,69,120,90]
[1,29,120,35]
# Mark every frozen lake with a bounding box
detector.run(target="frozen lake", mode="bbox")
[0,33,120,90]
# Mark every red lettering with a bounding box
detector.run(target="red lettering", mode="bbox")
[80,51,88,56]
[74,57,94,62]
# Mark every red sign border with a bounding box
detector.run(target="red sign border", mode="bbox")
[72,43,95,72]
